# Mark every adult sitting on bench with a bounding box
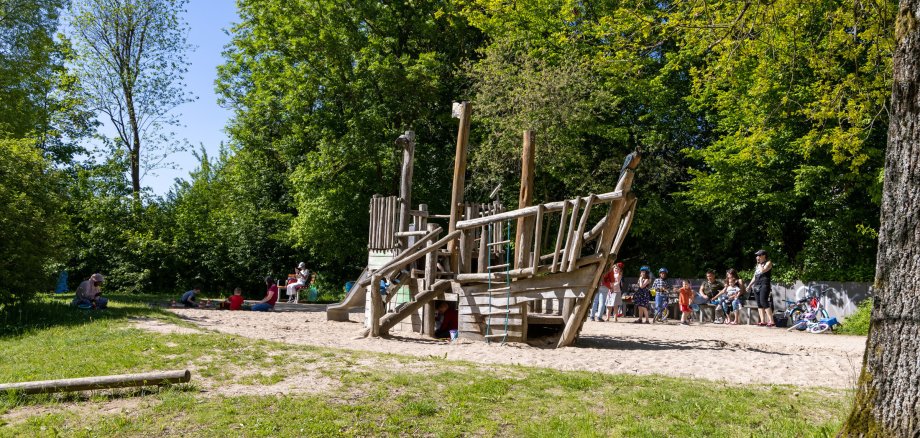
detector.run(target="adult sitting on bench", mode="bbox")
[73,273,108,309]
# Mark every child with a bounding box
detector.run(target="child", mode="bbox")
[678,280,694,325]
[633,266,652,323]
[604,262,625,322]
[179,286,201,308]
[224,287,244,310]
[651,268,672,323]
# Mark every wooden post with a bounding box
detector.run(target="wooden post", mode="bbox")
[368,274,382,337]
[423,223,438,337]
[460,205,476,274]
[448,101,472,274]
[515,130,536,270]
[397,131,415,248]
[560,198,582,272]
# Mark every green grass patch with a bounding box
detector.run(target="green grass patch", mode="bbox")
[0,296,852,436]
[838,299,872,336]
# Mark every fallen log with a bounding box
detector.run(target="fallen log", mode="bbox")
[0,369,192,395]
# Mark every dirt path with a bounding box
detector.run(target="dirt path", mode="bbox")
[167,305,866,389]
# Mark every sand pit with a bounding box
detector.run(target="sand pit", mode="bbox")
[164,305,866,389]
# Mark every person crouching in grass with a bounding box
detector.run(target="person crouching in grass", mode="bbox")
[179,286,201,308]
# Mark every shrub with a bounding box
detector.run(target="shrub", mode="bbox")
[0,138,69,309]
[838,299,872,336]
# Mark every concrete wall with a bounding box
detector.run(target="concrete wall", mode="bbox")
[623,277,872,320]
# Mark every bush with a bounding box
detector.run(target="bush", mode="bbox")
[838,299,872,336]
[0,138,69,309]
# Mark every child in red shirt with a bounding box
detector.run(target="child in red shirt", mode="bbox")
[228,287,244,310]
[678,280,694,326]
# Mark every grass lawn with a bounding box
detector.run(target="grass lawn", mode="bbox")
[1,294,850,437]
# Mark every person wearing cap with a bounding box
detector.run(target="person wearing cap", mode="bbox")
[72,273,108,309]
[287,262,311,303]
[252,276,278,312]
[749,250,776,327]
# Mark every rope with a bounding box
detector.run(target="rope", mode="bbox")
[485,222,493,343]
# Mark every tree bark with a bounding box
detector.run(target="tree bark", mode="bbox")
[842,2,920,435]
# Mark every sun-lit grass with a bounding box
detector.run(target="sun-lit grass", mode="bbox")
[0,296,851,436]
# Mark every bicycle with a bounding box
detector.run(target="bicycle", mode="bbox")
[650,288,672,323]
[787,311,839,334]
[785,283,830,324]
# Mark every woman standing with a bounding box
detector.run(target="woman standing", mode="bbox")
[633,266,652,323]
[749,249,776,327]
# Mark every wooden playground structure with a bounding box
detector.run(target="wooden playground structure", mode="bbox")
[326,102,641,348]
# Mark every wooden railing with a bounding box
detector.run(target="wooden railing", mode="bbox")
[453,189,626,281]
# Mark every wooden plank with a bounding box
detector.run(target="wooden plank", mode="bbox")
[359,226,443,286]
[558,196,632,347]
[526,313,565,325]
[454,190,624,230]
[560,198,582,272]
[376,230,460,281]
[568,194,596,271]
[531,204,544,272]
[379,280,451,333]
[460,205,475,274]
[551,201,568,273]
[458,266,595,295]
[459,305,522,315]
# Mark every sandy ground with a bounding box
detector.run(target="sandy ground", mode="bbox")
[163,304,867,390]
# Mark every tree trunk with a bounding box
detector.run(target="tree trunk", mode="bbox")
[841,2,920,435]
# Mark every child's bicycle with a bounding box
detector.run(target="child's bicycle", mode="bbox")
[650,288,672,323]
[787,311,839,334]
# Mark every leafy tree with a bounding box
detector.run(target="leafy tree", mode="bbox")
[217,0,483,281]
[668,0,894,280]
[0,0,94,161]
[68,0,194,199]
[0,138,69,308]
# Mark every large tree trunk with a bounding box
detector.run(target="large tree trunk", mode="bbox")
[842,2,920,435]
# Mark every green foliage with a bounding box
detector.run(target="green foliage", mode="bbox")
[0,139,69,308]
[217,0,483,280]
[68,0,194,196]
[0,0,93,161]
[839,299,872,336]
[0,139,68,310]
[460,0,890,281]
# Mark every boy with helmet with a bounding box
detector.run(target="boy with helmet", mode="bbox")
[651,267,672,323]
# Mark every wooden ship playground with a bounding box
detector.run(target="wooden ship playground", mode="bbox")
[326,102,641,348]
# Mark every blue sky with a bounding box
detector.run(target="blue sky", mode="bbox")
[143,1,239,196]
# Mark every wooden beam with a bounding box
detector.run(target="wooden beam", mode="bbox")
[397,131,415,246]
[0,370,192,395]
[551,201,569,273]
[515,130,536,270]
[454,190,624,230]
[379,280,451,333]
[567,195,596,271]
[448,101,472,273]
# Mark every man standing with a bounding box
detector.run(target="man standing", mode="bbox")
[73,273,107,309]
